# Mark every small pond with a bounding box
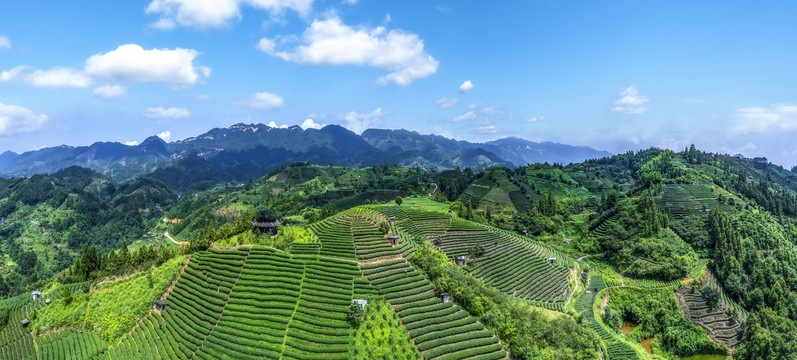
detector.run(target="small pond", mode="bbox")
[620,321,637,335]
[639,338,653,354]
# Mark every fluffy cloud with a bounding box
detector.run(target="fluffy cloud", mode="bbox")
[0,103,48,135]
[732,103,797,134]
[146,0,313,30]
[0,65,91,88]
[611,85,651,114]
[459,80,474,94]
[259,16,438,86]
[453,111,477,122]
[1,44,209,90]
[267,120,288,128]
[0,36,10,49]
[85,44,210,88]
[92,85,127,99]
[526,116,544,122]
[338,108,388,134]
[435,97,459,109]
[235,92,284,110]
[157,130,172,142]
[124,140,140,146]
[301,118,324,129]
[143,107,191,119]
[478,125,496,134]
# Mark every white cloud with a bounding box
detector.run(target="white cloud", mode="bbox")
[435,97,459,109]
[146,0,313,30]
[611,85,651,114]
[731,103,797,134]
[0,102,48,135]
[459,80,474,94]
[256,38,276,53]
[0,36,10,49]
[526,116,544,122]
[0,65,91,88]
[124,140,140,146]
[235,92,284,110]
[453,111,477,122]
[267,120,288,128]
[85,44,210,89]
[1,44,209,90]
[300,118,323,129]
[467,102,481,109]
[259,16,438,86]
[338,108,388,133]
[194,94,211,102]
[478,125,496,134]
[92,85,127,99]
[480,106,506,120]
[342,0,358,4]
[143,107,191,119]
[157,130,172,142]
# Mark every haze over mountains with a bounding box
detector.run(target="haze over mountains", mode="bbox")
[0,123,611,182]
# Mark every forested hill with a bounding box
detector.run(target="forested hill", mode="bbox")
[0,146,797,359]
[0,166,176,297]
[0,124,610,182]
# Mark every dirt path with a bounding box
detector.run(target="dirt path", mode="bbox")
[164,232,187,246]
[576,254,591,261]
[161,257,191,300]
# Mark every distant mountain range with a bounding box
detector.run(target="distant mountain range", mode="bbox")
[0,123,611,187]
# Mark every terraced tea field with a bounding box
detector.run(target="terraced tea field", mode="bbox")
[38,328,107,360]
[659,185,706,219]
[678,270,746,348]
[361,258,507,360]
[100,246,372,360]
[0,282,91,360]
[427,220,573,308]
[306,216,356,259]
[575,276,641,360]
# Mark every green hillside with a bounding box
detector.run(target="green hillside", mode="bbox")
[3,146,797,359]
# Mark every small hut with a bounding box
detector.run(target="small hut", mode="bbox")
[455,256,468,266]
[441,293,452,303]
[521,230,528,236]
[252,219,280,236]
[32,291,41,301]
[21,319,29,328]
[546,257,557,265]
[155,300,168,311]
[45,298,51,305]
[389,216,396,222]
[388,236,399,246]
[352,299,368,310]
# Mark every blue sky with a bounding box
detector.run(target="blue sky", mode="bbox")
[2,1,797,167]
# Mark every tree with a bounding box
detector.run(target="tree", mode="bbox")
[709,211,742,279]
[605,307,621,332]
[62,286,73,305]
[735,308,797,360]
[701,285,721,309]
[347,303,364,327]
[15,250,38,277]
[469,244,485,258]
[395,196,403,206]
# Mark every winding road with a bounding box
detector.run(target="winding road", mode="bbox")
[164,232,188,246]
